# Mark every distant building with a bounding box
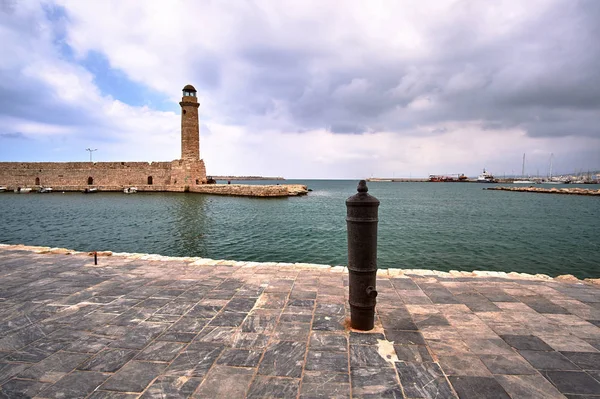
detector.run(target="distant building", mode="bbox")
[0,85,207,191]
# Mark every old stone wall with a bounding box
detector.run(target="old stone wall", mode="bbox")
[0,161,172,188]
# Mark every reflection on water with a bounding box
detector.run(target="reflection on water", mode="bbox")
[0,181,599,278]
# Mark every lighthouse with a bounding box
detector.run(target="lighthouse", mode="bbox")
[180,84,200,160]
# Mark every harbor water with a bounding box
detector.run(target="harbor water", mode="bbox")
[0,180,598,279]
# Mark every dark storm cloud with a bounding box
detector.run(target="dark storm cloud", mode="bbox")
[0,132,27,139]
[199,1,600,140]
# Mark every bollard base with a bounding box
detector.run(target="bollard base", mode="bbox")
[350,306,375,331]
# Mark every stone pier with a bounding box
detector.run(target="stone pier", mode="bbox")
[0,245,599,398]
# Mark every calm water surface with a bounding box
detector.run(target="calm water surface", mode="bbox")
[0,180,598,278]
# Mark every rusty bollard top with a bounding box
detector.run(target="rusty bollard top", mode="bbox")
[346,180,380,218]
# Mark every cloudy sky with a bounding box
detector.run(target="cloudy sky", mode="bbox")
[1,0,599,178]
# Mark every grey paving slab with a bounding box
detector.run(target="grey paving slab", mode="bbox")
[1,249,600,398]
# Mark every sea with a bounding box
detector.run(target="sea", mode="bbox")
[1,180,598,279]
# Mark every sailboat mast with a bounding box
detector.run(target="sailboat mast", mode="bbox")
[522,153,525,178]
[549,153,554,179]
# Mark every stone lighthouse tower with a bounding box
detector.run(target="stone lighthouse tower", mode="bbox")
[171,84,207,186]
[180,84,200,160]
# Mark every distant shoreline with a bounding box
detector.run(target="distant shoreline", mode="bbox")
[211,176,285,180]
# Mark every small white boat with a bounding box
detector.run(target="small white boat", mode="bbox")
[513,180,535,184]
[14,187,32,193]
[39,187,53,193]
[0,186,7,192]
[123,187,138,194]
[83,187,98,193]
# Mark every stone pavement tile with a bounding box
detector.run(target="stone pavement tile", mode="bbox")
[258,340,306,378]
[208,310,248,327]
[255,292,288,309]
[232,332,271,349]
[65,334,113,354]
[36,370,109,399]
[293,290,319,301]
[315,303,345,316]
[561,352,600,370]
[88,391,139,398]
[455,293,501,312]
[414,313,451,328]
[99,360,166,392]
[455,324,501,340]
[384,330,426,346]
[0,378,51,398]
[310,332,347,352]
[395,361,456,399]
[166,342,223,377]
[380,316,418,331]
[287,298,315,308]
[77,348,137,372]
[140,375,203,398]
[394,345,433,362]
[4,339,70,363]
[306,350,348,373]
[487,321,533,336]
[349,332,385,346]
[192,365,254,398]
[156,300,197,315]
[438,355,492,376]
[146,313,181,324]
[225,297,259,312]
[283,305,314,316]
[500,334,554,351]
[194,326,237,344]
[0,325,48,351]
[157,332,197,342]
[217,348,263,367]
[300,371,349,399]
[241,310,280,333]
[390,278,421,291]
[519,350,580,370]
[480,354,538,375]
[186,304,222,318]
[420,326,462,341]
[312,315,345,331]
[109,308,153,327]
[449,375,510,399]
[466,338,515,355]
[135,341,186,362]
[167,317,209,333]
[0,363,30,385]
[280,312,313,323]
[351,366,403,398]
[274,322,311,341]
[584,339,600,351]
[110,322,168,349]
[350,345,391,368]
[540,334,600,352]
[541,370,600,395]
[494,374,566,399]
[246,375,300,399]
[427,339,472,357]
[17,351,89,383]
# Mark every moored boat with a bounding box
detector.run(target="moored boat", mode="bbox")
[123,187,138,194]
[39,187,53,193]
[476,169,497,183]
[83,188,98,193]
[14,187,32,193]
[0,186,7,192]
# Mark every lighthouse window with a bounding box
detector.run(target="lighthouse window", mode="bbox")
[183,110,186,115]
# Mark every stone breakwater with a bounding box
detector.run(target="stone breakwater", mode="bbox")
[0,244,599,398]
[2,184,308,197]
[486,186,600,196]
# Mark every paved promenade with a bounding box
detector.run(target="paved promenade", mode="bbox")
[0,247,599,398]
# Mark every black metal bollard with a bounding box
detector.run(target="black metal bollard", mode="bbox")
[346,180,380,330]
[94,251,98,265]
